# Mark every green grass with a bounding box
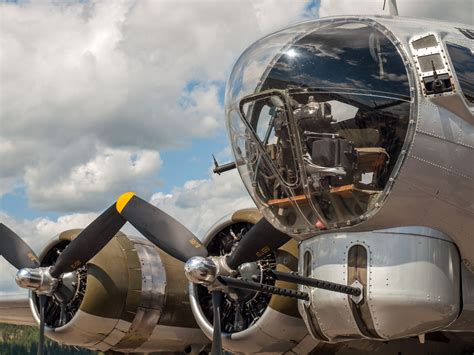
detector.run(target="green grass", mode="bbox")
[0,324,98,355]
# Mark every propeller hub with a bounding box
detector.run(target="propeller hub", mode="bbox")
[54,271,78,303]
[15,267,58,295]
[185,257,217,285]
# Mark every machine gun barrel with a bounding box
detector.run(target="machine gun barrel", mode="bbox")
[212,154,236,175]
[269,270,362,297]
[218,276,309,301]
[213,161,236,175]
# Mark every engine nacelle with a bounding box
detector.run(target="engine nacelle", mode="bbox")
[29,230,209,354]
[189,208,318,354]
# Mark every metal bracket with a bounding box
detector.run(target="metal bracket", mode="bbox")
[350,280,364,304]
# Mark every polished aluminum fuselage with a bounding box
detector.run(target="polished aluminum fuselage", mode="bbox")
[299,15,474,342]
[320,15,474,266]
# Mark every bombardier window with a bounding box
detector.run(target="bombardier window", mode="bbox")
[239,89,410,229]
[446,42,474,104]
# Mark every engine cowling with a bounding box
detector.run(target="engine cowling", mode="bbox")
[189,208,319,354]
[29,229,209,354]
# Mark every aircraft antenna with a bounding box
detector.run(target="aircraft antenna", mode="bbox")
[383,0,399,16]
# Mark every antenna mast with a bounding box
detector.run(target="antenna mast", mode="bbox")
[383,0,399,16]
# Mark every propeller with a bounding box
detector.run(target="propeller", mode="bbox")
[38,295,47,355]
[0,223,39,269]
[225,217,290,270]
[211,291,223,355]
[2,192,288,355]
[116,192,208,262]
[50,191,207,278]
[0,224,43,355]
[0,194,213,352]
[50,204,126,278]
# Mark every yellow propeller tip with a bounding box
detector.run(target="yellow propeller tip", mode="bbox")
[116,192,136,213]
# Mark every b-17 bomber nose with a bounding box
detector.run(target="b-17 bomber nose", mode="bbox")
[225,19,413,237]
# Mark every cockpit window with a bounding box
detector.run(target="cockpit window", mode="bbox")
[446,42,474,104]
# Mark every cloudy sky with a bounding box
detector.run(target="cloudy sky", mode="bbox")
[0,0,472,295]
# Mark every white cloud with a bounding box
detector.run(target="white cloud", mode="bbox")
[25,146,162,211]
[0,0,308,211]
[150,169,254,238]
[319,0,473,25]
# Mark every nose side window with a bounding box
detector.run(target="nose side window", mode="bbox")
[446,42,474,105]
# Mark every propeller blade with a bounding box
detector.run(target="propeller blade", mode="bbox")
[0,223,39,269]
[59,303,67,327]
[50,204,126,278]
[116,192,208,262]
[37,295,47,355]
[225,218,290,269]
[211,290,223,355]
